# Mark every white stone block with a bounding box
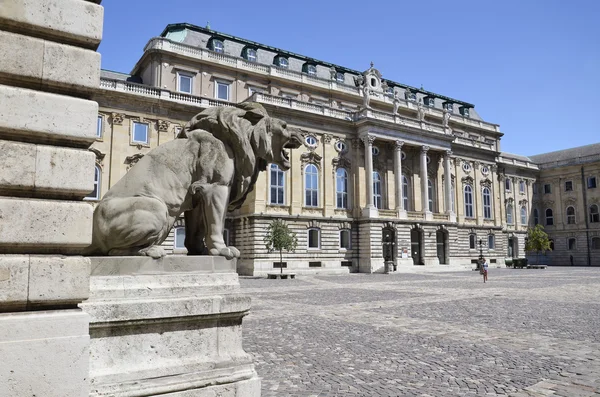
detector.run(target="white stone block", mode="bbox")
[0,310,90,397]
[0,140,36,189]
[28,256,90,305]
[0,0,104,49]
[0,30,100,92]
[0,198,93,251]
[35,144,96,196]
[0,84,98,146]
[0,256,29,311]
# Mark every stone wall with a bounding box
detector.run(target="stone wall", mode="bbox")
[0,1,104,396]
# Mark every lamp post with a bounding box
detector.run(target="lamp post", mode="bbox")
[478,238,484,269]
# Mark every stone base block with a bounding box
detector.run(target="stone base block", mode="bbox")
[0,309,90,397]
[240,259,351,277]
[81,256,260,397]
[358,257,385,273]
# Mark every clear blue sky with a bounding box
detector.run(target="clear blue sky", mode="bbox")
[99,0,599,157]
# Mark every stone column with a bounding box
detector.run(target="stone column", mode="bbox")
[362,134,378,217]
[444,150,455,221]
[0,2,104,396]
[420,145,433,220]
[394,140,407,219]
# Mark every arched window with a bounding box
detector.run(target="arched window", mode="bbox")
[566,206,576,224]
[590,204,599,223]
[373,171,382,209]
[545,208,554,226]
[270,164,285,205]
[402,175,410,211]
[427,179,434,212]
[464,185,473,218]
[335,168,348,209]
[174,227,186,249]
[482,187,492,219]
[520,206,527,225]
[506,204,513,224]
[469,234,476,249]
[533,208,539,225]
[85,165,101,200]
[305,164,319,207]
[505,178,511,191]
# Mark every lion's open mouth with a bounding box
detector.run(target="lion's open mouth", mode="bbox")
[280,132,303,166]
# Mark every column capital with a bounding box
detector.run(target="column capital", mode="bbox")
[421,145,430,154]
[361,134,375,146]
[445,149,452,157]
[394,140,404,150]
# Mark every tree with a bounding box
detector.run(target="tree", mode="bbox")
[525,224,552,264]
[263,219,298,273]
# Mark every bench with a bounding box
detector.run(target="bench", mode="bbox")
[267,273,296,279]
[527,264,547,269]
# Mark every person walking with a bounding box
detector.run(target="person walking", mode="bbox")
[481,257,489,283]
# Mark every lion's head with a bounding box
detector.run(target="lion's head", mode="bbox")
[182,102,302,172]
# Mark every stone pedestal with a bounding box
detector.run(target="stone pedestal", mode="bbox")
[81,256,261,397]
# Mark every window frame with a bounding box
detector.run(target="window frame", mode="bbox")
[506,204,514,224]
[211,39,224,53]
[96,115,103,138]
[84,164,101,201]
[592,237,600,250]
[176,71,193,94]
[566,206,576,224]
[131,121,149,145]
[519,180,525,194]
[307,228,321,250]
[545,208,554,226]
[276,56,289,68]
[304,164,319,207]
[520,206,527,225]
[565,180,573,192]
[464,185,474,218]
[482,187,492,219]
[269,163,285,206]
[339,229,351,250]
[469,234,476,249]
[488,234,495,250]
[590,204,600,223]
[505,178,511,192]
[214,79,231,101]
[373,171,383,209]
[568,237,576,251]
[544,184,552,194]
[403,175,410,211]
[335,72,345,83]
[588,176,597,189]
[245,47,257,62]
[174,226,186,249]
[335,168,349,209]
[427,179,434,212]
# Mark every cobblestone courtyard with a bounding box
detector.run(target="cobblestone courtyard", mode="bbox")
[241,268,600,396]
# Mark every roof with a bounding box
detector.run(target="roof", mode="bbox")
[160,23,475,108]
[529,142,600,165]
[500,152,533,162]
[100,69,142,83]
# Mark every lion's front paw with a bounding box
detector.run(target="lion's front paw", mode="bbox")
[140,246,166,259]
[209,246,240,260]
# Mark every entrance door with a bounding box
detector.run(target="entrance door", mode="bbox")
[411,228,423,265]
[436,230,448,264]
[382,228,395,262]
[508,237,518,258]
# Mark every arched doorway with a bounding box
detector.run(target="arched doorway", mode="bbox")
[436,228,449,265]
[411,226,424,265]
[382,227,395,262]
[508,235,518,258]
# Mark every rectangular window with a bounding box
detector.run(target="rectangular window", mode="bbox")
[174,227,186,249]
[215,80,230,101]
[533,183,538,194]
[565,181,573,191]
[96,115,103,138]
[469,234,476,249]
[588,176,597,189]
[269,164,285,205]
[341,261,353,267]
[132,121,149,144]
[339,230,351,249]
[177,72,193,94]
[544,184,552,194]
[519,181,525,193]
[273,262,287,268]
[308,228,320,249]
[568,238,576,250]
[309,261,322,267]
[488,235,495,250]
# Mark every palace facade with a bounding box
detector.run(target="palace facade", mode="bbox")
[88,23,598,274]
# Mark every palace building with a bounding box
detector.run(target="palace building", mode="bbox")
[88,23,599,274]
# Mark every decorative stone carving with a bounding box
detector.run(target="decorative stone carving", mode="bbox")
[300,151,323,170]
[480,178,492,188]
[89,147,106,162]
[421,145,430,153]
[395,140,404,151]
[308,219,321,228]
[329,66,337,80]
[361,84,371,109]
[322,134,332,144]
[442,110,451,127]
[111,113,125,125]
[361,134,376,146]
[85,103,302,259]
[392,92,400,114]
[157,119,170,132]
[332,156,351,171]
[417,101,426,122]
[124,153,144,170]
[462,175,474,185]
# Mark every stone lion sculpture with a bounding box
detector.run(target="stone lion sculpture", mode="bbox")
[85,102,302,259]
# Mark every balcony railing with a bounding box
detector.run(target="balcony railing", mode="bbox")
[143,37,501,134]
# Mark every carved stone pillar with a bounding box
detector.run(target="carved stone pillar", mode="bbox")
[362,134,378,217]
[394,141,407,219]
[420,146,432,220]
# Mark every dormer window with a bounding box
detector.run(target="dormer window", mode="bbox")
[424,97,435,107]
[459,106,471,118]
[443,102,454,113]
[209,38,224,53]
[275,55,288,68]
[336,72,345,83]
[405,90,416,101]
[243,47,257,62]
[303,63,317,76]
